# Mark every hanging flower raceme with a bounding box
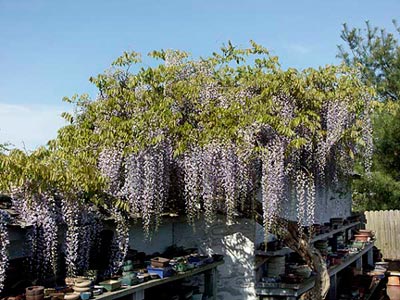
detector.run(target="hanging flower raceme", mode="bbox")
[272,94,295,126]
[119,137,172,235]
[326,100,350,148]
[77,208,103,272]
[316,99,351,178]
[61,198,80,277]
[183,146,203,225]
[361,99,374,175]
[107,209,129,275]
[238,149,257,212]
[0,210,10,293]
[201,143,222,226]
[221,145,239,223]
[98,148,123,197]
[303,141,317,230]
[11,188,59,278]
[260,135,286,240]
[61,198,102,277]
[294,168,307,234]
[182,142,256,226]
[153,140,172,229]
[142,147,162,236]
[121,152,144,216]
[305,172,316,228]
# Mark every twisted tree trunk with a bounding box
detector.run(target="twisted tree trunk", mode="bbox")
[254,202,329,299]
[282,221,330,300]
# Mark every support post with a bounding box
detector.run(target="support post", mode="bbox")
[355,257,362,269]
[329,274,337,300]
[204,267,217,299]
[130,290,144,300]
[367,247,374,266]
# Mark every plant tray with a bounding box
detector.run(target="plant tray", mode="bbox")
[99,280,121,292]
[147,266,173,279]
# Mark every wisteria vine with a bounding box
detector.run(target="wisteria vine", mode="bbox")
[0,45,375,284]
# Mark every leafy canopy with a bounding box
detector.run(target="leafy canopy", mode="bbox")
[1,42,373,211]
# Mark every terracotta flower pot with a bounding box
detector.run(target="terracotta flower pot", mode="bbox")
[354,234,369,242]
[387,286,400,300]
[26,286,45,296]
[356,230,373,237]
[26,295,44,300]
[388,276,400,286]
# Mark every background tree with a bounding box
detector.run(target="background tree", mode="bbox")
[0,142,10,154]
[338,20,400,210]
[338,20,400,101]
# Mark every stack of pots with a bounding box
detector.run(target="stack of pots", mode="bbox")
[73,279,91,300]
[121,260,138,286]
[26,286,44,300]
[314,240,329,256]
[72,279,91,292]
[354,229,374,242]
[266,256,285,278]
[292,265,312,279]
[64,278,91,300]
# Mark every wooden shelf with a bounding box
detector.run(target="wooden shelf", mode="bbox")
[256,242,374,298]
[256,276,316,297]
[311,222,360,243]
[255,222,361,257]
[255,247,293,257]
[328,242,374,276]
[95,261,223,300]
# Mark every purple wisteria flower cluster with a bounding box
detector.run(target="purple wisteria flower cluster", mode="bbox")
[11,187,58,278]
[8,186,103,279]
[93,55,374,252]
[107,209,129,275]
[61,198,102,277]
[0,210,10,293]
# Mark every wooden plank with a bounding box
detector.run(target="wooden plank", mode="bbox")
[256,276,316,297]
[311,222,361,243]
[386,211,391,258]
[255,247,293,257]
[328,242,374,276]
[394,211,400,259]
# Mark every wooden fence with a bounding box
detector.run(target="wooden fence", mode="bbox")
[365,210,400,260]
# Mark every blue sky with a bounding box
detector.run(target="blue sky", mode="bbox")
[0,0,399,149]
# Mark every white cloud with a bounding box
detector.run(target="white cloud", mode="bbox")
[0,103,68,151]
